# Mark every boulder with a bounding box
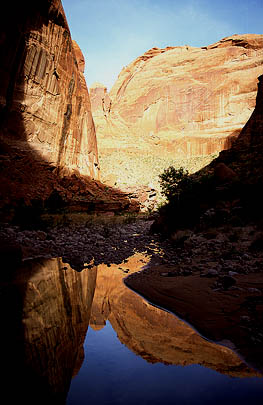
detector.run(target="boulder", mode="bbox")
[214,163,238,183]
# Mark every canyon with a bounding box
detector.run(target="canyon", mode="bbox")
[125,73,263,372]
[0,0,136,219]
[90,34,263,192]
[0,2,262,216]
[0,1,263,403]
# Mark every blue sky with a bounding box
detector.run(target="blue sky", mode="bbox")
[61,0,263,90]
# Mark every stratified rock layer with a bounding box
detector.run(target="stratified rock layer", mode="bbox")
[0,1,138,217]
[90,34,263,193]
[232,74,263,150]
[109,34,263,156]
[0,1,98,180]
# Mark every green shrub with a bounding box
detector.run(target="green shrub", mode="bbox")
[159,166,190,202]
[159,166,215,203]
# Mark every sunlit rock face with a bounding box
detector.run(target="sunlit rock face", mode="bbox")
[89,82,114,157]
[208,73,263,211]
[90,255,257,378]
[208,73,263,187]
[1,258,97,403]
[92,34,263,158]
[90,82,112,117]
[0,0,98,178]
[233,74,263,150]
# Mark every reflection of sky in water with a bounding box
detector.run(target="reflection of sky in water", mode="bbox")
[67,321,263,405]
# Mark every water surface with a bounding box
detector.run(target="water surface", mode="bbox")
[68,255,263,404]
[67,321,263,405]
[1,254,262,404]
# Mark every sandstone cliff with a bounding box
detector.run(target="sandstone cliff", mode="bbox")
[91,34,263,192]
[210,73,263,186]
[127,76,263,371]
[111,34,263,154]
[152,73,263,235]
[225,74,263,151]
[0,1,136,218]
[0,0,98,178]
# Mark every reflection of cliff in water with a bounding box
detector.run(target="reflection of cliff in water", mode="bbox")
[0,258,97,404]
[1,253,260,404]
[90,254,259,378]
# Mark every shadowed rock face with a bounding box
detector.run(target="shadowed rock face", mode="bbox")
[1,257,97,403]
[209,73,263,188]
[91,34,263,159]
[232,74,263,150]
[0,0,98,178]
[0,1,137,218]
[148,74,263,239]
[90,255,258,378]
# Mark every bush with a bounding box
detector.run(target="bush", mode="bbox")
[159,166,215,203]
[159,166,190,202]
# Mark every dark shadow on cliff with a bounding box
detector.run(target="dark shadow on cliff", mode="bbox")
[223,128,241,150]
[1,3,262,398]
[0,3,136,401]
[151,75,263,236]
[0,1,138,230]
[130,75,263,373]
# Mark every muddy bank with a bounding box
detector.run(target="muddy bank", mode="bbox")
[122,220,263,373]
[125,266,263,373]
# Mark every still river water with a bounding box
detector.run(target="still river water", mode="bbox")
[1,254,263,404]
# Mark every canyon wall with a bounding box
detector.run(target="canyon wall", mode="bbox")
[213,73,263,185]
[91,34,263,159]
[232,74,263,149]
[0,1,136,217]
[0,0,99,207]
[150,73,263,236]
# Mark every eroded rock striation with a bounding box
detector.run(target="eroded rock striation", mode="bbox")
[231,74,263,150]
[149,71,263,235]
[0,0,98,177]
[0,1,111,216]
[109,34,263,155]
[90,35,263,193]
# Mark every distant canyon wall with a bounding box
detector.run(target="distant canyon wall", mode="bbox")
[91,34,263,158]
[0,0,99,178]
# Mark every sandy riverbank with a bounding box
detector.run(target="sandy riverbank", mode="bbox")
[125,266,263,373]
